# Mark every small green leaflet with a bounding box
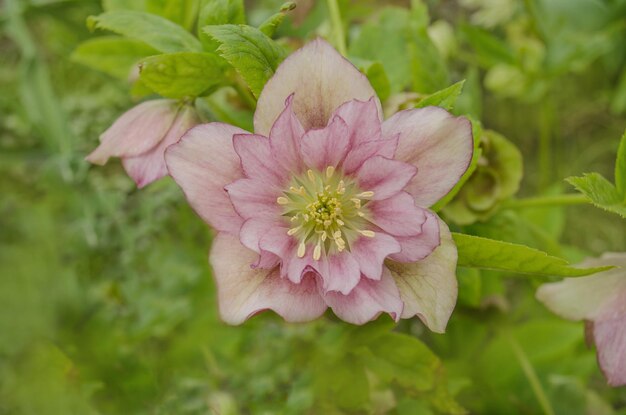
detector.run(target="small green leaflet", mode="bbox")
[415,80,465,111]
[198,0,246,51]
[452,233,613,276]
[566,130,626,217]
[87,11,202,53]
[139,52,225,98]
[258,2,296,38]
[71,36,157,80]
[204,24,286,98]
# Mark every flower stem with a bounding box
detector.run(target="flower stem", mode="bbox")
[509,337,556,415]
[326,0,347,56]
[502,194,588,209]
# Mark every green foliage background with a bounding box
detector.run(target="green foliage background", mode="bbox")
[1,0,626,414]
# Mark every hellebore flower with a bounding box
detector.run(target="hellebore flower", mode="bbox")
[165,39,473,330]
[537,253,626,386]
[86,100,200,188]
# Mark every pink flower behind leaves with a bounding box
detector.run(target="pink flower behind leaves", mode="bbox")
[165,39,473,330]
[537,253,626,387]
[86,99,200,188]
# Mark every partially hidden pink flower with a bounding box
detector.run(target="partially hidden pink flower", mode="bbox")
[165,39,473,330]
[86,100,200,188]
[537,253,626,386]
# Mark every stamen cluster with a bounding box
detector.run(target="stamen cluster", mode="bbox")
[277,166,375,260]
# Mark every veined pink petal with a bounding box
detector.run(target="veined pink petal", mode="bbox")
[368,192,427,237]
[323,269,403,325]
[350,233,401,281]
[332,98,382,145]
[86,99,178,165]
[269,94,306,173]
[233,134,287,186]
[387,217,458,333]
[383,107,473,207]
[254,38,382,135]
[165,123,247,235]
[209,233,327,324]
[355,156,417,201]
[300,115,350,171]
[239,217,285,253]
[122,105,199,188]
[318,252,361,295]
[389,210,440,263]
[592,319,626,386]
[341,135,398,175]
[225,178,281,220]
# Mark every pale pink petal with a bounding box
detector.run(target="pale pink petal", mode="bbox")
[209,233,327,324]
[350,233,401,281]
[165,123,247,235]
[122,105,199,188]
[323,269,403,325]
[239,217,285,253]
[387,217,458,333]
[383,107,473,207]
[342,136,398,175]
[591,319,626,386]
[254,38,382,135]
[332,98,382,145]
[87,99,177,165]
[389,210,440,263]
[368,192,427,237]
[225,178,281,220]
[536,254,626,321]
[299,115,350,171]
[233,134,286,186]
[317,252,361,295]
[354,156,417,201]
[269,94,305,173]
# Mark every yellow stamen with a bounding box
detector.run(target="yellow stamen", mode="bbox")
[357,191,375,198]
[307,169,316,182]
[297,241,306,258]
[277,196,289,205]
[313,242,322,261]
[287,226,301,236]
[326,166,335,178]
[359,230,375,238]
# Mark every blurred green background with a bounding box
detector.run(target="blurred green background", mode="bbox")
[1,0,626,413]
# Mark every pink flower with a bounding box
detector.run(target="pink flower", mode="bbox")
[165,39,473,330]
[86,100,200,188]
[537,253,626,386]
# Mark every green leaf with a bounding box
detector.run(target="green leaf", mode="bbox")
[452,232,613,276]
[71,36,157,80]
[615,130,626,197]
[259,2,296,38]
[139,52,224,98]
[87,11,202,53]
[567,173,626,218]
[204,24,286,98]
[350,57,391,101]
[460,24,517,67]
[198,0,245,50]
[415,80,465,111]
[147,0,200,30]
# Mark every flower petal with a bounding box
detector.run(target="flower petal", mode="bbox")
[368,191,427,237]
[591,318,626,386]
[165,123,247,235]
[386,217,457,333]
[332,98,382,145]
[209,233,327,324]
[254,38,381,135]
[300,115,350,171]
[87,99,178,165]
[225,178,281,220]
[318,252,361,295]
[389,210,440,263]
[350,233,401,281]
[269,94,306,173]
[122,105,199,188]
[342,136,398,175]
[355,156,417,201]
[383,107,473,207]
[323,269,403,325]
[233,134,286,186]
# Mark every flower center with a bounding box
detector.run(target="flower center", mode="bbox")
[277,166,375,260]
